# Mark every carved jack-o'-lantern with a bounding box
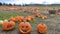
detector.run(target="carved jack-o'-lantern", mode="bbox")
[2,20,15,30]
[18,22,32,34]
[37,23,47,34]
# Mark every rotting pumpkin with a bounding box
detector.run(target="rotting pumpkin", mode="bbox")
[18,22,32,34]
[2,20,15,30]
[37,23,47,34]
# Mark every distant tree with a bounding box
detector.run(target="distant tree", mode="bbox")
[8,3,12,6]
[13,4,16,6]
[0,2,2,6]
[25,4,29,6]
[3,3,6,5]
[17,4,21,6]
[5,4,9,6]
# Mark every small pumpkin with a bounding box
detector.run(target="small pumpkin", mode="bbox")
[56,9,60,15]
[30,16,34,20]
[16,16,25,22]
[35,13,40,17]
[32,11,38,15]
[37,23,47,34]
[0,20,3,25]
[18,22,32,34]
[2,20,15,30]
[40,16,47,19]
[26,16,34,21]
[25,17,31,21]
[9,17,18,22]
[39,14,47,19]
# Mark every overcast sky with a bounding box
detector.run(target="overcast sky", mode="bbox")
[0,0,60,4]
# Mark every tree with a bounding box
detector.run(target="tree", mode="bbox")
[3,3,6,5]
[8,3,12,6]
[13,4,16,6]
[0,2,2,6]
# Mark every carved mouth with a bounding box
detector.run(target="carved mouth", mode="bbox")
[22,30,27,32]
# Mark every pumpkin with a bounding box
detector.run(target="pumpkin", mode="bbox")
[0,20,3,25]
[43,16,47,19]
[40,15,47,19]
[37,23,47,34]
[25,17,31,21]
[18,22,32,34]
[39,14,47,19]
[2,20,15,30]
[16,16,25,22]
[26,16,34,21]
[9,17,18,22]
[30,16,34,20]
[35,13,40,17]
[32,11,38,15]
[56,9,60,15]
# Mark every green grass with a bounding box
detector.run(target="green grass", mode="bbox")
[0,10,32,20]
[0,10,47,23]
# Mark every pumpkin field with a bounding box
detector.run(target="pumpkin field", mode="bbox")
[0,6,60,34]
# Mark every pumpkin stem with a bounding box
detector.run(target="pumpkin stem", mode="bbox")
[23,20,26,23]
[42,24,43,25]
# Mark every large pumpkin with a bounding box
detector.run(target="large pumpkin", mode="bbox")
[2,20,15,30]
[37,23,47,34]
[18,22,32,34]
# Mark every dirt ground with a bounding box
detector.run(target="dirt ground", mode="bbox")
[0,6,60,34]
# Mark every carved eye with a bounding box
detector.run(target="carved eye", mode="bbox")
[26,26,28,28]
[22,26,24,28]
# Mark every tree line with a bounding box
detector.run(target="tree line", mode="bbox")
[0,2,29,6]
[0,2,60,6]
[0,2,12,6]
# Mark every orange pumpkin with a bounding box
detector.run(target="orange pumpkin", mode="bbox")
[37,23,47,34]
[18,22,32,34]
[41,16,47,19]
[32,11,38,15]
[30,16,34,20]
[2,20,15,30]
[39,14,47,19]
[9,17,18,22]
[16,16,25,22]
[26,16,34,21]
[35,13,40,17]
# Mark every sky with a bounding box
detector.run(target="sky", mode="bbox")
[0,0,60,5]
